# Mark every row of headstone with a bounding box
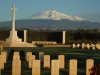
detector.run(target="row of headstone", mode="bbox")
[12,52,95,75]
[25,52,40,75]
[0,52,7,70]
[39,52,65,68]
[25,52,65,75]
[39,52,65,69]
[72,43,96,50]
[12,52,21,75]
[69,59,94,75]
[26,52,35,68]
[51,59,94,75]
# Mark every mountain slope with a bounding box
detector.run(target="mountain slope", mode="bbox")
[0,10,100,30]
[0,19,100,30]
[29,10,84,21]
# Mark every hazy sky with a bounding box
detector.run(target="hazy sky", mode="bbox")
[0,0,100,22]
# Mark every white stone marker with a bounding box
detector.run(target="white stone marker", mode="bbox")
[12,60,21,75]
[69,59,77,75]
[91,44,95,50]
[82,43,85,49]
[13,52,20,60]
[39,52,44,62]
[95,43,100,49]
[86,59,94,75]
[58,55,65,69]
[26,52,32,62]
[77,44,80,48]
[24,30,27,43]
[1,52,7,63]
[62,31,66,44]
[72,43,76,48]
[29,55,35,68]
[93,46,95,50]
[44,55,50,69]
[0,55,4,69]
[51,60,59,75]
[32,60,40,75]
[86,44,90,49]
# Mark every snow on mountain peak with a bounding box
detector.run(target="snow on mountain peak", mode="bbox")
[29,9,84,21]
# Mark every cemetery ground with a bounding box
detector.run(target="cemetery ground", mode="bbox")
[1,47,100,75]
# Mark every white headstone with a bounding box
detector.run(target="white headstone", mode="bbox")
[26,52,32,62]
[69,59,77,75]
[13,52,20,60]
[51,60,59,75]
[0,55,4,69]
[93,46,95,50]
[44,55,50,69]
[12,60,21,75]
[82,43,85,49]
[77,44,80,48]
[29,55,35,68]
[32,60,40,75]
[86,59,94,75]
[72,43,76,48]
[39,52,44,62]
[91,44,95,50]
[95,43,100,49]
[1,52,7,63]
[58,55,65,69]
[86,44,90,49]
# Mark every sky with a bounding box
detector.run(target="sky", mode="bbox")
[0,0,100,22]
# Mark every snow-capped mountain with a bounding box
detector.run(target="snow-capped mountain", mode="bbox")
[1,9,100,30]
[29,10,84,21]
